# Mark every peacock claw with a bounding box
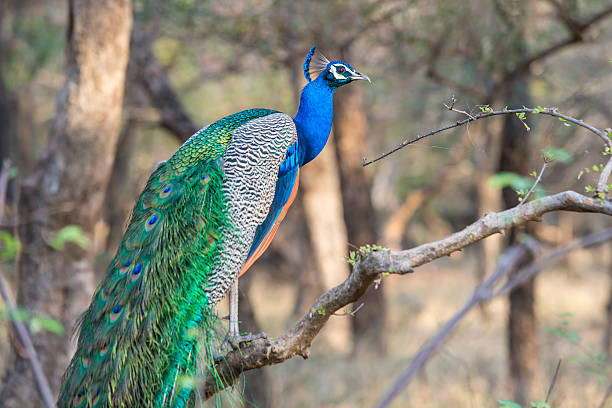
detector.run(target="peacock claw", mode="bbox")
[227,332,269,350]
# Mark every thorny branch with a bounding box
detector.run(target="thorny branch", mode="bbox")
[362,106,612,195]
[202,190,612,400]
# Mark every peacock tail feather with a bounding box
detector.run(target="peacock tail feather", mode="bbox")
[58,109,279,408]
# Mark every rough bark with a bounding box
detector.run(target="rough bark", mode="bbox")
[499,76,537,404]
[0,1,132,406]
[333,84,386,355]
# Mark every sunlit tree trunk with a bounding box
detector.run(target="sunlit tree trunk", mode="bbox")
[0,1,131,406]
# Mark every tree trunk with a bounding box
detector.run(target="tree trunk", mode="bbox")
[499,76,538,404]
[0,1,131,406]
[333,84,386,355]
[604,244,612,356]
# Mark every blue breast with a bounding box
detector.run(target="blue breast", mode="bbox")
[293,76,335,166]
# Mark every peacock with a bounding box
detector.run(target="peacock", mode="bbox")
[57,46,370,408]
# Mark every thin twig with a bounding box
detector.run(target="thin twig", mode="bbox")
[520,162,547,206]
[597,156,612,196]
[0,161,55,408]
[363,106,611,170]
[545,358,562,403]
[444,96,476,120]
[0,160,10,222]
[333,302,365,316]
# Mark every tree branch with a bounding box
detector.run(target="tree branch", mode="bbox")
[363,106,612,195]
[202,190,612,399]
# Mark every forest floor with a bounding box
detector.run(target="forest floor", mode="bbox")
[246,248,612,408]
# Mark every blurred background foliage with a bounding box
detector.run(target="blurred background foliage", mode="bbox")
[0,0,611,406]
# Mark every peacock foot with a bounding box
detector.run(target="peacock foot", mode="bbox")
[226,331,269,350]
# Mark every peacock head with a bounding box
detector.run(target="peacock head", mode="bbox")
[303,46,370,90]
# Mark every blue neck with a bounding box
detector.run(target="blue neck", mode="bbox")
[293,76,335,166]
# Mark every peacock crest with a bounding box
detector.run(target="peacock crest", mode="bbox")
[303,46,330,82]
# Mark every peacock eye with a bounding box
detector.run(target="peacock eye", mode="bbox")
[336,65,346,74]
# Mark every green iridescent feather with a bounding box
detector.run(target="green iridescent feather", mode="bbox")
[58,109,276,408]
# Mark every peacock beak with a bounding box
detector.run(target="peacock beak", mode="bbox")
[351,70,371,83]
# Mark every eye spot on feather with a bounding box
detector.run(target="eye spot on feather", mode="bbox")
[145,213,160,231]
[200,174,210,185]
[131,262,144,281]
[101,287,109,301]
[160,184,173,198]
[110,304,123,322]
[81,355,89,368]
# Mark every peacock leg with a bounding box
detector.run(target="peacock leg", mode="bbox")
[225,278,269,350]
[229,278,239,338]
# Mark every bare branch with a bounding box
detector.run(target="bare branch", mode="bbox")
[201,191,612,399]
[597,156,612,196]
[443,96,476,120]
[519,161,547,206]
[545,358,562,404]
[363,107,611,194]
